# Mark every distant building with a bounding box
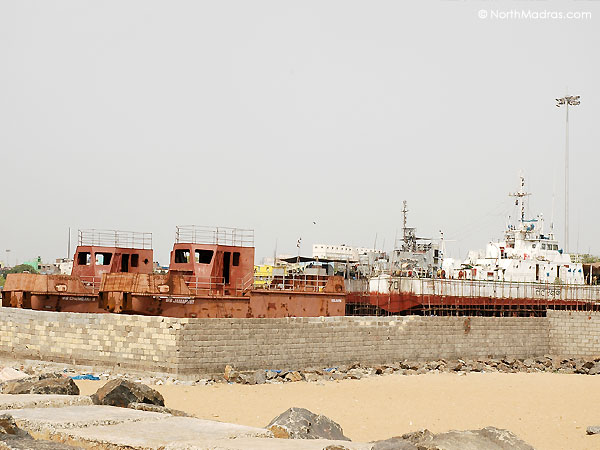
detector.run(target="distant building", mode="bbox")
[39,258,72,275]
[23,257,42,272]
[55,258,73,275]
[312,244,379,262]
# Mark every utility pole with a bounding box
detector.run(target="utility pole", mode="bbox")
[556,94,581,252]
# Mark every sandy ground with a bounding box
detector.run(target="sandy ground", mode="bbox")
[78,372,600,450]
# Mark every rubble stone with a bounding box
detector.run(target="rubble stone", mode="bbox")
[284,371,304,382]
[371,437,418,449]
[589,363,600,375]
[127,402,189,416]
[253,370,267,385]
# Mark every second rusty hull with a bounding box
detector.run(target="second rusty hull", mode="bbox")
[120,290,345,318]
[98,273,347,318]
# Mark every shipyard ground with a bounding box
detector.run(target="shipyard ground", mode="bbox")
[72,371,600,450]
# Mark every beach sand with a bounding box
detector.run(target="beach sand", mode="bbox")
[78,372,600,449]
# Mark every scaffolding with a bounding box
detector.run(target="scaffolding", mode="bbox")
[344,277,600,317]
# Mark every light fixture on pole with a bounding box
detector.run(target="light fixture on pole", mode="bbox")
[555,94,581,253]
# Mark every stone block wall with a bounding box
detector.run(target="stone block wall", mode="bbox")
[0,308,182,373]
[0,308,552,376]
[548,310,600,358]
[174,315,549,375]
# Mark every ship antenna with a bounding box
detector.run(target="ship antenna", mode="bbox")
[402,200,408,245]
[509,175,531,224]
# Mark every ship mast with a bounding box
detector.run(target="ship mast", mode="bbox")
[402,200,408,245]
[509,176,531,225]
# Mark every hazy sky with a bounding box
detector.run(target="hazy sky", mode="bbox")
[1,0,599,265]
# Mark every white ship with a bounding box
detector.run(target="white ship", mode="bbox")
[448,176,585,284]
[347,177,598,316]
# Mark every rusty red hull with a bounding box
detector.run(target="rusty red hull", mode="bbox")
[30,294,106,313]
[347,292,596,313]
[125,290,345,318]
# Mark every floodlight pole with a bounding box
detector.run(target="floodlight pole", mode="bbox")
[565,103,569,253]
[556,95,581,253]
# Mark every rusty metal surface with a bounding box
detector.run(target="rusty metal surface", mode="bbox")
[30,295,106,313]
[3,273,92,295]
[124,290,345,318]
[98,274,346,318]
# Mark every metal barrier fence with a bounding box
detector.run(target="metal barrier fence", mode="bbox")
[175,226,254,247]
[79,230,152,249]
[253,274,328,292]
[80,276,102,294]
[183,273,255,296]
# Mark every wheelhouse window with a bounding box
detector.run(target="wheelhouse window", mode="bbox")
[174,249,190,263]
[131,254,139,267]
[232,252,240,266]
[95,252,112,266]
[77,252,91,266]
[195,249,214,264]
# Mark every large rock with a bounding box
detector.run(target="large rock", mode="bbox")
[0,414,24,436]
[0,373,79,395]
[91,379,164,408]
[373,427,534,450]
[0,413,76,449]
[267,407,350,441]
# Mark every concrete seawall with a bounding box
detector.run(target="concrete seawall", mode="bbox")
[0,308,597,376]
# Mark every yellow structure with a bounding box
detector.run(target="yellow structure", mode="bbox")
[253,264,287,286]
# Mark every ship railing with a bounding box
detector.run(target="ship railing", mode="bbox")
[79,229,152,249]
[413,278,600,304]
[240,273,255,292]
[175,226,254,247]
[183,275,252,296]
[253,274,329,292]
[79,276,102,294]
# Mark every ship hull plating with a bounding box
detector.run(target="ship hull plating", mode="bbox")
[123,291,345,318]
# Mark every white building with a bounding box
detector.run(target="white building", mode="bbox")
[55,258,73,275]
[312,244,380,262]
